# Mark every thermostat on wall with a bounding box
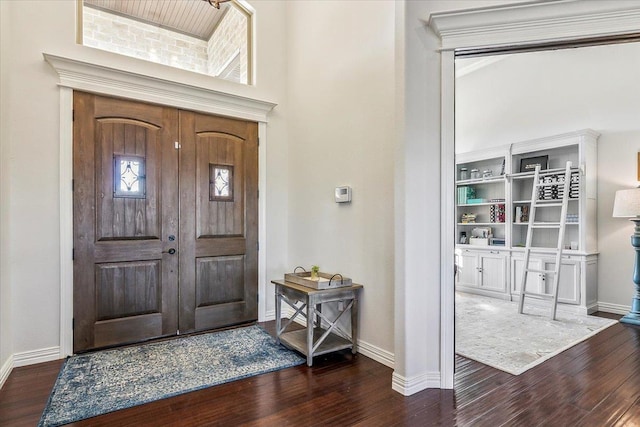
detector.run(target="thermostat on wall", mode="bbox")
[335,186,352,203]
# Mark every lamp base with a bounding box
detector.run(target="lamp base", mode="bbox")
[620,297,640,326]
[622,225,640,327]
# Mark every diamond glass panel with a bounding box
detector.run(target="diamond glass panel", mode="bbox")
[114,155,146,198]
[214,168,230,197]
[210,164,234,201]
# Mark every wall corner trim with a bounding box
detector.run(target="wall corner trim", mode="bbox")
[0,355,13,389]
[391,371,441,396]
[43,53,277,123]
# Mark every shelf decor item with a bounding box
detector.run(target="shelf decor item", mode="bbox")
[612,187,640,326]
[460,213,476,224]
[519,155,548,173]
[460,167,469,180]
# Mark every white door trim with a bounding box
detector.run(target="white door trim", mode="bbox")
[45,53,276,357]
[428,0,640,389]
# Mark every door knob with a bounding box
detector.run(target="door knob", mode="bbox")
[163,248,176,255]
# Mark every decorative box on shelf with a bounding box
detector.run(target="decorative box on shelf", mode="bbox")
[284,271,352,290]
[468,226,492,246]
[469,237,490,246]
[467,198,486,204]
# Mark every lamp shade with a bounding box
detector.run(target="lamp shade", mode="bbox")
[613,188,640,217]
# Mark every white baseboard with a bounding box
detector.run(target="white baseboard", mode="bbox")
[13,346,61,368]
[597,301,631,315]
[357,339,394,368]
[263,309,275,322]
[281,307,394,368]
[391,371,441,396]
[0,355,13,389]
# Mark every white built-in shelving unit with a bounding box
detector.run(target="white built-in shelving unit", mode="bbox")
[455,130,599,314]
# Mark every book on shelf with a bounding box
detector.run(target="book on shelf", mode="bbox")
[457,186,475,204]
[490,203,506,223]
[490,237,505,246]
[514,205,529,223]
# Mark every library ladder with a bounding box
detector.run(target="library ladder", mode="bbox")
[517,161,573,320]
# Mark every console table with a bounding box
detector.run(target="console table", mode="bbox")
[272,279,363,366]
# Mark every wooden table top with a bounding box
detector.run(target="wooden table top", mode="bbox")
[271,279,363,295]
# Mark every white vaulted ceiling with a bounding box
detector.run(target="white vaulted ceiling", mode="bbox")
[83,0,229,40]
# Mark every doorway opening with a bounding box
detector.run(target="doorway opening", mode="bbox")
[453,41,640,382]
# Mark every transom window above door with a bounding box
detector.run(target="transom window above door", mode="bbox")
[80,0,253,85]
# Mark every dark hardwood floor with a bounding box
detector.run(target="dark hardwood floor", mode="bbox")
[1,316,639,426]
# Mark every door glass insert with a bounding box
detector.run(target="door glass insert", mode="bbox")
[210,164,234,201]
[114,155,146,198]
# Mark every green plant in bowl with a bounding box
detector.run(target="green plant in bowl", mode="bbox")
[311,265,320,279]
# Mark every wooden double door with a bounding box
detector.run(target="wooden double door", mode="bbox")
[73,93,258,353]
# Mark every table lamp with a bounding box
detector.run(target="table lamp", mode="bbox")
[612,188,640,326]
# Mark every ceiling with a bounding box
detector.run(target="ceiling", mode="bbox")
[83,0,229,40]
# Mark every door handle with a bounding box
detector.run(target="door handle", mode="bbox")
[162,248,176,255]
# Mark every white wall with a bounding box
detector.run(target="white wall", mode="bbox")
[284,0,396,357]
[1,0,560,397]
[0,0,13,375]
[397,0,529,393]
[455,42,640,310]
[0,0,289,366]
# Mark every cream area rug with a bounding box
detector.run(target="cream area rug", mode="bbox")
[455,292,617,375]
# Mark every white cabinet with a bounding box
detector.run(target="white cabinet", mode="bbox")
[456,249,479,289]
[511,254,581,305]
[511,256,543,295]
[455,130,599,314]
[456,248,508,296]
[480,251,508,293]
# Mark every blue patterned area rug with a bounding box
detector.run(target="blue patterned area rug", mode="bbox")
[38,325,304,427]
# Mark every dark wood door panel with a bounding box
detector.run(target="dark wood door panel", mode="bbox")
[195,237,246,257]
[74,92,179,353]
[95,261,161,321]
[196,255,245,306]
[93,313,163,349]
[94,240,164,262]
[92,96,165,125]
[95,119,161,241]
[75,93,258,351]
[195,302,250,331]
[196,132,245,238]
[179,111,258,334]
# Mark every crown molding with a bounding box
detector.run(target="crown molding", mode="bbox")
[429,0,640,51]
[43,53,276,123]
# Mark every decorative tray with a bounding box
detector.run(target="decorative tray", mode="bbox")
[284,270,352,290]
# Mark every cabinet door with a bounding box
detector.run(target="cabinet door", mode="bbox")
[542,259,580,304]
[456,250,479,288]
[511,256,543,295]
[479,252,507,292]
